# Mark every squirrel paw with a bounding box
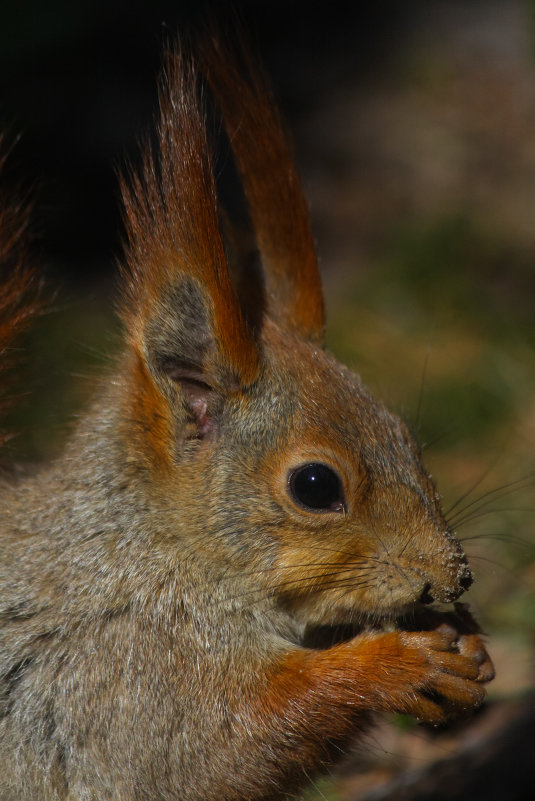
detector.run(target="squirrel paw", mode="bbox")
[383,625,493,723]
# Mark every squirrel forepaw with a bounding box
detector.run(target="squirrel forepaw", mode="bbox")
[389,626,492,724]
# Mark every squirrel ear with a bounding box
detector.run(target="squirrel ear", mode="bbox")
[199,30,325,343]
[119,44,260,446]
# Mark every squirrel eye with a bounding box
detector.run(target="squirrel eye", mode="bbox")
[288,463,345,513]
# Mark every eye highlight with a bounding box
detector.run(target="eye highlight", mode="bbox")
[288,463,345,513]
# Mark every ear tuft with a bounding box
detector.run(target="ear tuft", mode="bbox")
[119,43,261,407]
[199,28,325,343]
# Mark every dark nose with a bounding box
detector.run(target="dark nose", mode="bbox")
[446,564,474,602]
[420,562,473,605]
[459,566,473,591]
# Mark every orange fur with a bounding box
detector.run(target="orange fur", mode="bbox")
[262,626,487,725]
[199,32,325,342]
[120,48,260,388]
[120,350,174,471]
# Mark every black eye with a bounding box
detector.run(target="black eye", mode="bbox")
[288,463,345,512]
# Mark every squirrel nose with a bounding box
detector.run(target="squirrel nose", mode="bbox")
[440,563,474,603]
[459,565,473,591]
[420,563,473,605]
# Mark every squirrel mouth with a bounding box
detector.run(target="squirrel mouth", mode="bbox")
[300,604,441,650]
[301,618,392,650]
[300,602,475,651]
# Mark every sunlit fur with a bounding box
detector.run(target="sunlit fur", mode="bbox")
[0,35,492,801]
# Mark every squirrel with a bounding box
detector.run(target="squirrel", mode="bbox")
[0,31,494,801]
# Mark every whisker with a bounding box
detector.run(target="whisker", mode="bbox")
[461,531,535,550]
[421,425,458,452]
[397,532,413,559]
[301,769,329,801]
[444,450,506,517]
[453,507,535,530]
[446,475,535,526]
[467,554,534,589]
[214,558,383,587]
[220,575,377,609]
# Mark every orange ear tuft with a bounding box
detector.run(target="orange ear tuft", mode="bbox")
[120,45,260,390]
[119,349,174,471]
[199,31,325,343]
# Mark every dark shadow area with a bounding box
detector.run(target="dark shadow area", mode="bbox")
[0,0,407,285]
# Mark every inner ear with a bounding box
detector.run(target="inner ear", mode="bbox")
[163,361,215,439]
[142,278,220,440]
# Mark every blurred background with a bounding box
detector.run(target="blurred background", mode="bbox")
[1,1,534,798]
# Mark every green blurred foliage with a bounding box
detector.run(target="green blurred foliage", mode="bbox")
[4,284,119,462]
[327,214,534,452]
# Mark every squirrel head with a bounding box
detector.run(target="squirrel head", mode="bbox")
[115,37,472,629]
